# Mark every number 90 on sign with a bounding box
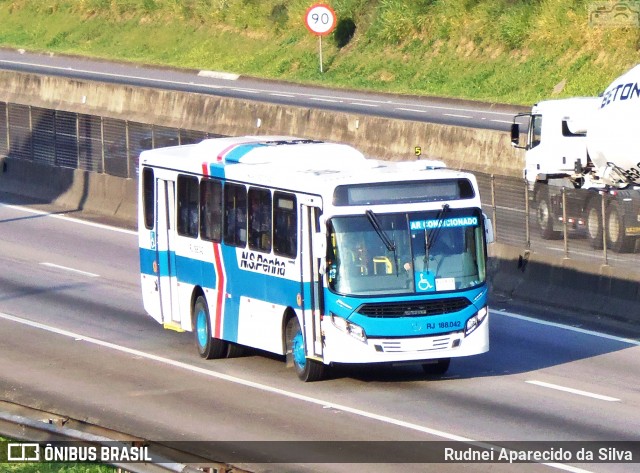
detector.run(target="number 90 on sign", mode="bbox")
[305,3,337,36]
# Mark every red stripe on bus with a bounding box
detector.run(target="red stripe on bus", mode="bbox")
[217,143,237,162]
[201,162,209,176]
[212,242,225,338]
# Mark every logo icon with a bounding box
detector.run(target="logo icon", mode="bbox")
[7,443,40,462]
[589,1,640,27]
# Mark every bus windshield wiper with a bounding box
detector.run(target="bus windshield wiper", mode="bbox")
[365,209,398,275]
[426,204,450,254]
[366,210,396,252]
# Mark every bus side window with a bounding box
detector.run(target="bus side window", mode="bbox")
[273,192,297,258]
[177,174,199,238]
[200,178,223,242]
[142,167,154,230]
[248,187,272,252]
[224,183,247,247]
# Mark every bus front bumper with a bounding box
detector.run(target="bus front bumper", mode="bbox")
[320,314,489,365]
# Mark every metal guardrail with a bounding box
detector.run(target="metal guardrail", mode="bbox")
[0,401,243,473]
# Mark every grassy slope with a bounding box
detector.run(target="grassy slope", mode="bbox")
[0,0,638,104]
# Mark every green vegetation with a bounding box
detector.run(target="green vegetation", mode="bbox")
[0,0,638,104]
[0,464,114,472]
[0,437,115,472]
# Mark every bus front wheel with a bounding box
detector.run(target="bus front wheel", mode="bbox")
[285,316,325,382]
[194,296,228,360]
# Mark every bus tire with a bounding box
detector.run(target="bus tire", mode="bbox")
[585,197,603,249]
[226,342,246,358]
[421,358,450,376]
[285,316,325,382]
[194,296,227,359]
[606,200,636,253]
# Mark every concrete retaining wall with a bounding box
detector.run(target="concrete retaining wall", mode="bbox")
[0,70,524,177]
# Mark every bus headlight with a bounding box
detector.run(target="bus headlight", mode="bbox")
[330,313,367,343]
[465,306,488,336]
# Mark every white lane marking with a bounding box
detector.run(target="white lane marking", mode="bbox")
[0,310,595,473]
[494,309,640,346]
[0,58,519,117]
[0,203,136,235]
[40,262,100,278]
[269,93,295,98]
[396,107,428,113]
[526,381,620,402]
[309,97,341,103]
[0,59,227,91]
[197,70,239,80]
[443,113,472,119]
[231,88,260,94]
[491,119,514,124]
[0,311,469,440]
[350,102,379,107]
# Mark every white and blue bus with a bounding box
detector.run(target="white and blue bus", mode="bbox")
[138,136,493,381]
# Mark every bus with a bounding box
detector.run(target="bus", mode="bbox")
[138,136,493,381]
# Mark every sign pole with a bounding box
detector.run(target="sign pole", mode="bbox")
[304,3,336,74]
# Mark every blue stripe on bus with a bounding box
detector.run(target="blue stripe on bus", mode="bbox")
[139,248,217,287]
[139,248,158,275]
[175,255,217,288]
[207,162,225,179]
[224,143,267,163]
[140,247,301,305]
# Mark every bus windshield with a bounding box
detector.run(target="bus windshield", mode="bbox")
[327,208,486,296]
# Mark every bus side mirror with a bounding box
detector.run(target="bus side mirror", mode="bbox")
[483,214,494,244]
[510,123,520,147]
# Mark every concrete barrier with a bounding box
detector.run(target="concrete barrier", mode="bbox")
[0,158,137,223]
[489,243,640,330]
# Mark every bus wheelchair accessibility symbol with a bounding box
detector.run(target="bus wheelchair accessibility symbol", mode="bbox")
[415,271,435,292]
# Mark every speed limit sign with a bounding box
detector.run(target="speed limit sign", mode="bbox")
[305,3,337,36]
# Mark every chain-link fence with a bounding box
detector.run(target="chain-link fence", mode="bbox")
[477,172,640,274]
[0,102,220,179]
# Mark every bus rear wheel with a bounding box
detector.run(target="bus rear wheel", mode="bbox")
[194,296,227,359]
[285,317,325,382]
[421,358,451,376]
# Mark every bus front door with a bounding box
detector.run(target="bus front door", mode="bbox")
[156,179,181,328]
[300,204,324,360]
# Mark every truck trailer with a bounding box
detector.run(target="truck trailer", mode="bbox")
[511,65,640,252]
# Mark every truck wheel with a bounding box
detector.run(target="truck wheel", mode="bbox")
[194,296,228,359]
[585,198,603,249]
[285,316,325,382]
[606,201,636,253]
[536,192,561,240]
